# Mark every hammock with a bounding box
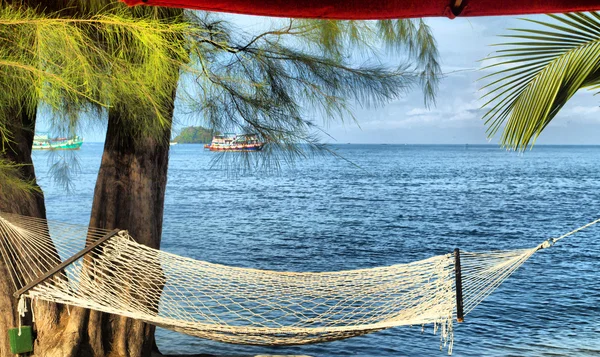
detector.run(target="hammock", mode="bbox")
[0,212,596,353]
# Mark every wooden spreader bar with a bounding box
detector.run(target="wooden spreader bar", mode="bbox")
[454,248,465,323]
[13,228,122,299]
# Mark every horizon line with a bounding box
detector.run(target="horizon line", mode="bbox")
[80,142,600,146]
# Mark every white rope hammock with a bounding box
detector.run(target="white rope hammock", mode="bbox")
[0,212,596,353]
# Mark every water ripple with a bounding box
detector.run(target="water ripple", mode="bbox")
[34,144,600,357]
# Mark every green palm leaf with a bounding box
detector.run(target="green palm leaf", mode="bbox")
[481,12,600,150]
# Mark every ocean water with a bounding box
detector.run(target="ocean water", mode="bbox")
[32,144,600,357]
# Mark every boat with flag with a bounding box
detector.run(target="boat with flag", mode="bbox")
[33,134,83,150]
[204,134,263,151]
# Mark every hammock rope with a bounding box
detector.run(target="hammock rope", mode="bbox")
[0,212,596,354]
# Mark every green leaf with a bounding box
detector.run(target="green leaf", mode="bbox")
[480,12,600,151]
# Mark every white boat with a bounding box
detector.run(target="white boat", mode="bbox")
[204,134,263,151]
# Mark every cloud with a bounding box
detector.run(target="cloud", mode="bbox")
[321,14,600,144]
[399,89,483,128]
[569,106,600,115]
[406,108,430,116]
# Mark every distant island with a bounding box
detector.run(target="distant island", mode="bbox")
[172,126,216,144]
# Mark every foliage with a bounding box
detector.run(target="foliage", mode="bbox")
[173,126,215,143]
[0,5,189,139]
[0,4,190,189]
[298,19,440,106]
[180,14,440,170]
[480,12,600,150]
[0,2,442,184]
[0,159,40,206]
[0,3,443,353]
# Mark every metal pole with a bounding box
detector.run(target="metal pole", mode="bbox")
[454,248,465,323]
[14,228,122,298]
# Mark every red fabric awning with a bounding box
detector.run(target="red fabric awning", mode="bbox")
[122,0,600,20]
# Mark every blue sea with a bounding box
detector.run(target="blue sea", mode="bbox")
[33,144,600,357]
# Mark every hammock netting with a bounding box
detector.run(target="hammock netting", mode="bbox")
[0,212,555,352]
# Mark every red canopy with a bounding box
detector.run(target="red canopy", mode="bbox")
[122,0,600,19]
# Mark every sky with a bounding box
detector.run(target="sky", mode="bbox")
[49,13,600,144]
[324,15,600,145]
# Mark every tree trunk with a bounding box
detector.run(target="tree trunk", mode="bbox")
[2,94,177,357]
[0,107,42,357]
[71,4,183,353]
[0,107,69,357]
[0,3,182,356]
[0,102,175,357]
[81,94,174,357]
[0,1,87,353]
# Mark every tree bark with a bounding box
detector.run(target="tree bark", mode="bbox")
[0,101,175,357]
[72,5,183,354]
[0,3,182,356]
[0,106,42,357]
[80,91,175,357]
[0,106,70,357]
[0,94,177,357]
[0,1,86,354]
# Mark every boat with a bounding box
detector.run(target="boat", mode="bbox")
[205,134,263,151]
[33,135,83,150]
[170,141,178,146]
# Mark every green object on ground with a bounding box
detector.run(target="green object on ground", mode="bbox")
[8,326,33,355]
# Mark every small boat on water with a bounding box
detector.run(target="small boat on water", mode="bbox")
[205,134,263,151]
[33,135,83,150]
[170,141,178,146]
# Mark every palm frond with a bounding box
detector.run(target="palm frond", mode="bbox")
[480,12,600,150]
